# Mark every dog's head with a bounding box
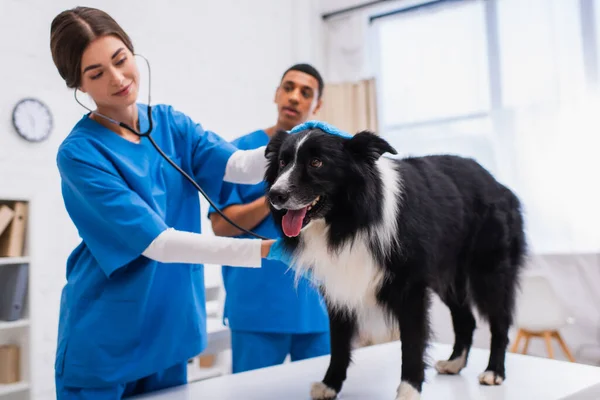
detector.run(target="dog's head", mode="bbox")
[264,128,397,238]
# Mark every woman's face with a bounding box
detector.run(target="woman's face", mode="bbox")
[79,35,139,109]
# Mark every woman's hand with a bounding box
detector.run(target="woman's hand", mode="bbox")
[262,238,294,265]
[261,239,275,258]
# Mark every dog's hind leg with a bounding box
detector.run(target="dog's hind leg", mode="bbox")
[310,309,357,400]
[473,256,519,385]
[478,310,511,385]
[434,295,476,375]
[469,208,521,385]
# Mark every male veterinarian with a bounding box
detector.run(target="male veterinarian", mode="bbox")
[209,64,331,373]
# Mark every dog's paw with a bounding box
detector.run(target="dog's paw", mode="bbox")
[478,370,504,385]
[310,381,338,400]
[434,351,467,374]
[395,382,421,400]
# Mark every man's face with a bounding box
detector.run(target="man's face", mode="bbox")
[274,70,322,129]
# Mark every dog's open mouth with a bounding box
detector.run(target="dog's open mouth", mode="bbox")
[281,195,323,237]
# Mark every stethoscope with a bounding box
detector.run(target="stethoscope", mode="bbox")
[74,54,268,240]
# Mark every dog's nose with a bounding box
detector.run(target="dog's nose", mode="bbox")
[269,188,290,207]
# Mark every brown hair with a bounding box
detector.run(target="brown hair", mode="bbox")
[50,7,135,88]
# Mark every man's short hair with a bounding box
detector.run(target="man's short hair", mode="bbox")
[281,63,324,99]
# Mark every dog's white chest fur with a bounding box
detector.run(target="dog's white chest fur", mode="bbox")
[293,157,402,343]
[299,221,384,309]
[297,221,397,343]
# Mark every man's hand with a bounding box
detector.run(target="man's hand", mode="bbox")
[210,196,271,237]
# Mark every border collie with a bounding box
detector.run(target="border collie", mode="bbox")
[263,128,526,400]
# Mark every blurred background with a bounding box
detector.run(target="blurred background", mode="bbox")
[0,0,598,398]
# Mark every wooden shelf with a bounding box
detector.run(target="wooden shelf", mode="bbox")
[0,319,29,331]
[0,199,30,399]
[0,257,29,266]
[0,381,29,396]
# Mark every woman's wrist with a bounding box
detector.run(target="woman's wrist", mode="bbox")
[261,239,275,258]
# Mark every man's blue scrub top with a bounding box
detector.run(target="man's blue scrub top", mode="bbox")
[209,130,329,334]
[55,104,237,387]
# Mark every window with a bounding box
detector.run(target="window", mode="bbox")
[375,1,490,127]
[373,0,599,253]
[497,0,587,108]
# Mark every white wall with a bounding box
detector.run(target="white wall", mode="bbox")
[0,0,324,398]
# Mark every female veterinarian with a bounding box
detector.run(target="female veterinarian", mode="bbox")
[49,6,298,399]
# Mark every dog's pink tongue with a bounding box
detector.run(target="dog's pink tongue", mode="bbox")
[282,207,308,237]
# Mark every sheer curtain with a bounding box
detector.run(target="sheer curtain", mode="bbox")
[318,12,380,134]
[315,78,379,134]
[375,1,491,126]
[498,0,599,254]
[373,0,600,255]
[373,0,500,175]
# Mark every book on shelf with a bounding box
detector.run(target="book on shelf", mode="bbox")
[0,206,14,238]
[0,344,20,384]
[0,263,28,322]
[0,202,28,258]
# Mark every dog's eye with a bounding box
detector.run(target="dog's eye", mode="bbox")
[279,159,287,168]
[310,158,322,168]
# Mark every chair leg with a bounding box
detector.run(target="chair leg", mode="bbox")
[543,331,554,359]
[553,331,576,362]
[522,333,531,355]
[511,329,524,353]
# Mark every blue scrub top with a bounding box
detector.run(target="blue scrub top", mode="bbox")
[55,104,237,388]
[208,130,329,334]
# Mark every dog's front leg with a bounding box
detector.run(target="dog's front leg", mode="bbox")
[392,282,430,400]
[310,309,357,400]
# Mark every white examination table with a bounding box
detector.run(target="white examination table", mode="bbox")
[134,341,600,399]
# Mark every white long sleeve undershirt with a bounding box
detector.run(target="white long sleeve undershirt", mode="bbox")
[223,146,268,184]
[142,228,262,267]
[141,146,270,267]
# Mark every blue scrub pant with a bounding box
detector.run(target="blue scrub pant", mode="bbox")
[231,330,330,374]
[55,362,187,399]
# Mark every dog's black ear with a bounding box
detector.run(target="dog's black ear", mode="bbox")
[345,131,397,162]
[265,129,288,160]
[264,129,289,187]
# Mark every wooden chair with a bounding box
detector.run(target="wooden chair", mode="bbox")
[511,273,575,362]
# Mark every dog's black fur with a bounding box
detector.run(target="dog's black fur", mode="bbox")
[263,128,526,399]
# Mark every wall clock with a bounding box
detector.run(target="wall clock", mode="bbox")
[12,98,53,143]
